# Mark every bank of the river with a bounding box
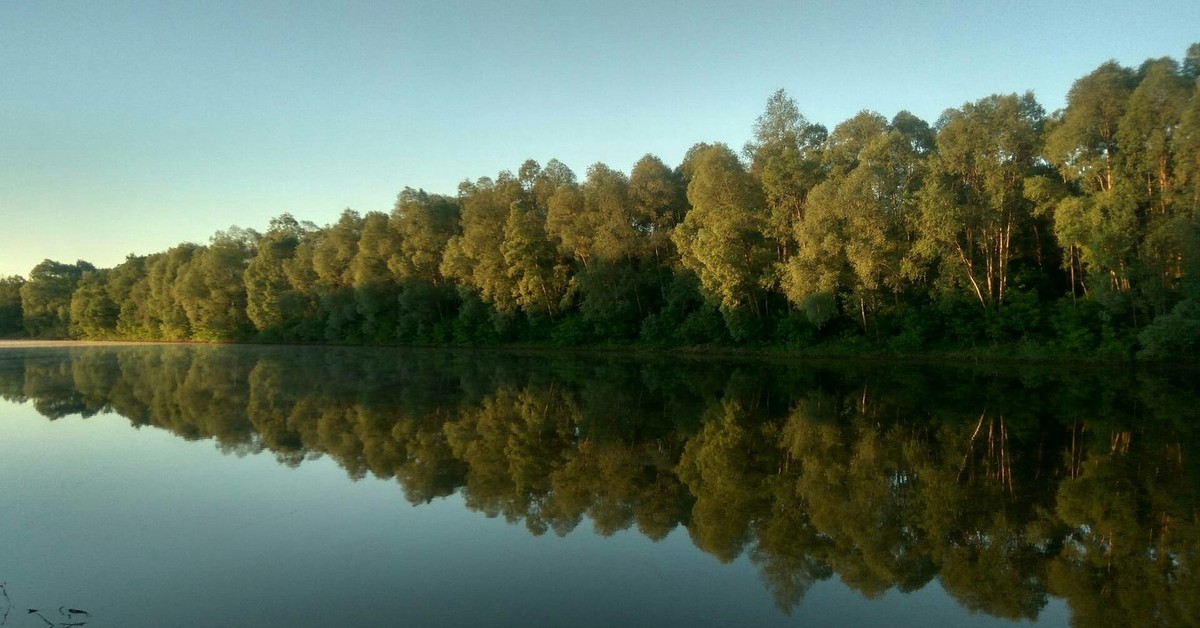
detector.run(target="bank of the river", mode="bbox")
[0,339,171,348]
[1,336,1182,368]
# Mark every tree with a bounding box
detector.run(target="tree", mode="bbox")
[442,174,523,312]
[174,229,257,341]
[547,162,636,268]
[388,187,460,285]
[245,214,315,339]
[503,202,570,317]
[628,154,687,262]
[310,210,364,340]
[672,143,772,317]
[351,211,401,340]
[1040,60,1138,302]
[1045,61,1136,194]
[444,162,574,319]
[0,275,24,336]
[1116,58,1191,214]
[743,89,827,264]
[1116,58,1193,315]
[102,255,151,338]
[19,259,94,338]
[916,93,1045,310]
[69,269,118,338]
[782,111,933,329]
[1046,55,1196,320]
[143,245,198,339]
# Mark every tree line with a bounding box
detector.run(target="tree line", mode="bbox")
[2,45,1199,357]
[2,344,1197,623]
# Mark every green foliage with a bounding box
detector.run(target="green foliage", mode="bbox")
[69,270,118,338]
[574,261,656,341]
[1044,61,1135,193]
[801,292,838,329]
[673,143,772,316]
[743,89,827,258]
[547,162,637,266]
[677,305,729,345]
[781,110,931,330]
[13,43,1200,357]
[143,245,198,340]
[0,275,24,336]
[105,255,151,338]
[442,174,523,312]
[396,281,458,342]
[916,92,1044,310]
[20,259,93,338]
[628,154,687,261]
[389,187,460,284]
[245,214,312,339]
[502,203,571,317]
[1137,300,1200,358]
[174,229,256,341]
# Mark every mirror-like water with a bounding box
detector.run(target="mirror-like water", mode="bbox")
[1,344,1196,627]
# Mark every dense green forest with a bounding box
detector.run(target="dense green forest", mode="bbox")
[3,46,1200,357]
[2,345,1198,623]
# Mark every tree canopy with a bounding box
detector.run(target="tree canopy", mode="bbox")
[8,43,1200,357]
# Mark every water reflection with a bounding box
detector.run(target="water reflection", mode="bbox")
[1,345,1197,626]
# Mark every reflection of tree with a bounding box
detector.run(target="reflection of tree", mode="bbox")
[677,399,776,562]
[1049,416,1200,627]
[444,387,580,535]
[2,345,1198,627]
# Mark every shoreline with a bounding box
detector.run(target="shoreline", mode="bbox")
[0,339,176,348]
[0,337,1188,369]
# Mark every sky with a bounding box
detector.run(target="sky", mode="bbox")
[1,0,1198,277]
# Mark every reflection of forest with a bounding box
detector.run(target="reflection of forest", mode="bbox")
[1,346,1198,625]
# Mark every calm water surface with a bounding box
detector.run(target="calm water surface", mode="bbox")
[1,345,1196,627]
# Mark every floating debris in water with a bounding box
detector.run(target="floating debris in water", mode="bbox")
[0,585,90,627]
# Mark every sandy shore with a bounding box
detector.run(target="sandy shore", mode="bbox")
[0,339,181,348]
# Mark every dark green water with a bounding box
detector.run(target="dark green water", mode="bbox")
[1,345,1196,627]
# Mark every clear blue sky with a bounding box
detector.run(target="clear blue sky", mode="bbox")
[2,0,1197,277]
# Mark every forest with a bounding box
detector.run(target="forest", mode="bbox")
[2,45,1199,358]
[2,344,1197,624]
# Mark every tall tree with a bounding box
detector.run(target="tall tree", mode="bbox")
[628,154,688,262]
[174,228,257,341]
[743,89,827,265]
[444,161,574,318]
[388,187,460,285]
[245,214,314,338]
[351,211,402,340]
[142,245,198,339]
[1117,58,1193,315]
[672,143,772,316]
[104,255,151,338]
[503,200,571,318]
[0,275,24,336]
[310,210,364,340]
[1046,61,1136,194]
[547,162,635,267]
[19,259,94,338]
[916,93,1045,310]
[501,159,571,317]
[69,269,118,338]
[782,111,932,328]
[442,174,524,312]
[1116,58,1191,214]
